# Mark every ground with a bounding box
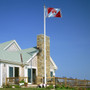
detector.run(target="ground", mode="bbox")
[0,88,74,90]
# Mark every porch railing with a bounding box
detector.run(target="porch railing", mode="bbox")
[36,77,90,87]
[6,77,28,85]
[6,77,90,87]
[36,77,55,85]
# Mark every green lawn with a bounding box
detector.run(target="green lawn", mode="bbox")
[0,88,50,90]
[0,88,73,90]
[0,88,46,90]
[0,88,90,90]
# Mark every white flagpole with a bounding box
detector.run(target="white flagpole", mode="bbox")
[44,5,46,85]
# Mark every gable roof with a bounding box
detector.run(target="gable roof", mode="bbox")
[0,48,39,64]
[0,40,13,50]
[0,40,21,50]
[0,40,57,70]
[0,40,39,64]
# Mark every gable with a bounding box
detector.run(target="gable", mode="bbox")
[5,42,19,51]
[0,40,13,50]
[4,40,21,51]
[50,57,57,70]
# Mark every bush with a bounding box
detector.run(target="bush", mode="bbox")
[3,84,7,88]
[55,84,61,88]
[46,85,54,89]
[5,84,12,88]
[19,80,25,83]
[24,82,28,86]
[14,85,20,88]
[55,84,72,89]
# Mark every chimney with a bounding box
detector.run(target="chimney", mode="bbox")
[37,34,50,77]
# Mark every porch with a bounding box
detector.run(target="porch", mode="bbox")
[5,77,55,85]
[5,77,90,88]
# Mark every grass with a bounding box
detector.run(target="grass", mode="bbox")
[0,88,90,90]
[0,88,77,90]
[0,88,51,90]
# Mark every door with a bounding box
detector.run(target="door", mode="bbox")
[33,69,36,84]
[28,68,36,84]
[15,67,19,84]
[28,69,31,83]
[15,67,19,77]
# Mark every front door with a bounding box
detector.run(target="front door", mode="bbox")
[28,69,31,83]
[15,67,19,84]
[33,69,36,84]
[15,67,19,77]
[28,68,36,84]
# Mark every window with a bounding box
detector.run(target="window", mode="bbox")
[9,67,13,77]
[50,71,53,77]
[28,69,31,83]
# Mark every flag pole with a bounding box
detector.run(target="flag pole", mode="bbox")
[44,5,46,85]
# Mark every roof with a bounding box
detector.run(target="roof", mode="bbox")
[0,40,57,69]
[0,40,13,50]
[0,40,39,64]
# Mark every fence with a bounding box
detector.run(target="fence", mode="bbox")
[6,77,28,85]
[55,77,90,87]
[36,77,90,88]
[36,77,55,85]
[6,76,90,87]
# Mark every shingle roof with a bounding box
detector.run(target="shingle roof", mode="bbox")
[0,40,13,50]
[0,40,39,64]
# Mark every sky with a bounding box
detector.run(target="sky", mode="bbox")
[0,0,90,80]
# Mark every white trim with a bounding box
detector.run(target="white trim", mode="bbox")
[27,67,37,84]
[50,69,55,76]
[7,64,20,77]
[3,40,21,50]
[0,63,1,86]
[27,66,37,69]
[0,63,2,86]
[26,52,38,63]
[50,69,56,76]
[24,66,37,84]
[14,40,21,50]
[50,57,58,70]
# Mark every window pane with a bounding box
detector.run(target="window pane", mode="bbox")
[9,67,13,77]
[50,71,53,77]
[28,69,31,83]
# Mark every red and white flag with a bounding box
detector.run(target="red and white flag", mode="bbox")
[46,8,62,18]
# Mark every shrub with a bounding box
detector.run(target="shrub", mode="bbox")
[2,84,7,88]
[24,82,28,86]
[6,84,12,88]
[55,84,61,88]
[19,80,25,83]
[46,85,54,89]
[14,85,20,88]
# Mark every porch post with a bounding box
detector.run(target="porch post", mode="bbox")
[31,59,32,84]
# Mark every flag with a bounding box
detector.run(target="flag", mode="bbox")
[46,8,62,18]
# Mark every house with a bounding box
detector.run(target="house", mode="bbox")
[0,34,57,87]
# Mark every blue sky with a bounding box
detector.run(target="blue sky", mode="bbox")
[0,0,90,80]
